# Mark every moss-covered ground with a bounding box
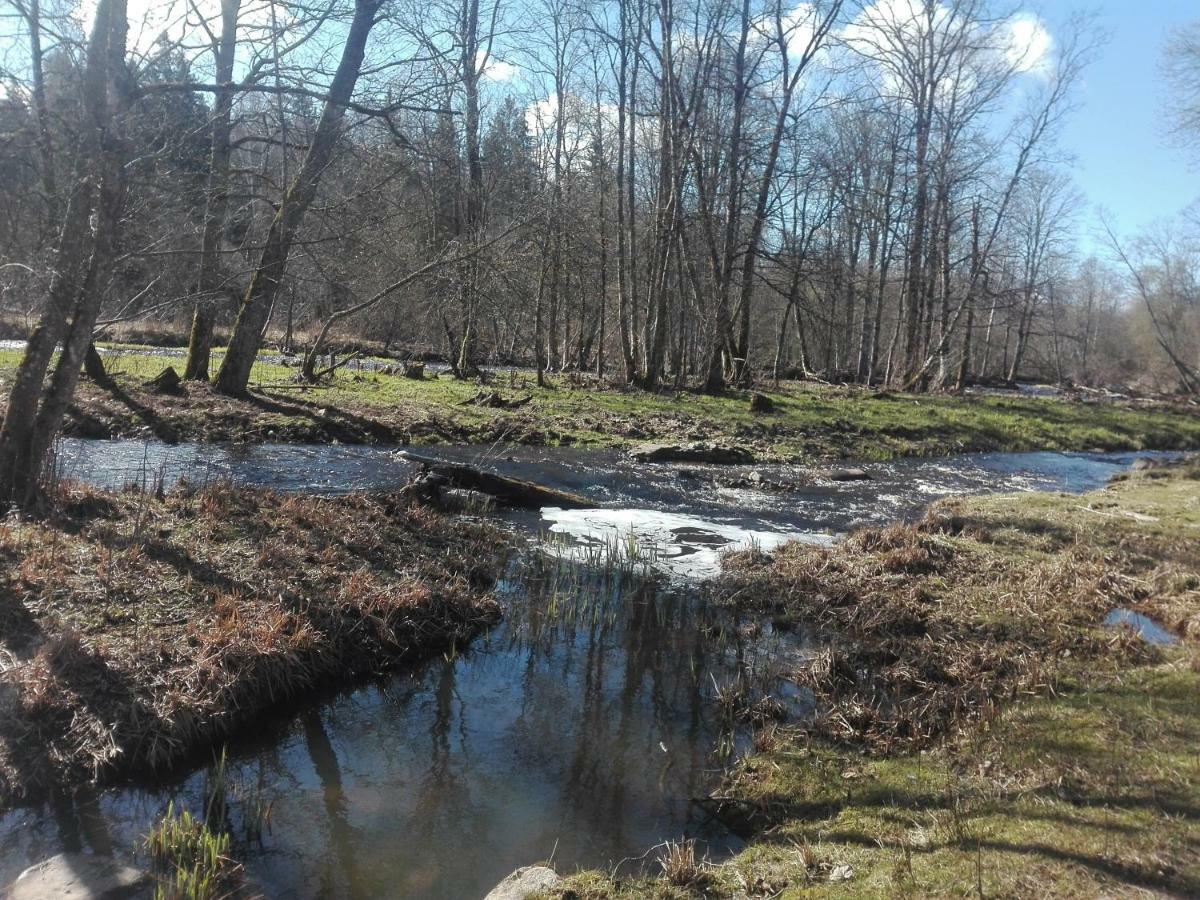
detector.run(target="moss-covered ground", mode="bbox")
[2,346,1198,461]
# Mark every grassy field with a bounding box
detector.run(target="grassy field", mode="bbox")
[2,346,1199,460]
[551,462,1200,897]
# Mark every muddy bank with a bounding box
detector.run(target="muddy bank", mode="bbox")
[0,484,506,809]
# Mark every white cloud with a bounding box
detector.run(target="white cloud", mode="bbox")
[753,2,818,60]
[843,1,1056,94]
[1005,13,1053,78]
[477,51,518,82]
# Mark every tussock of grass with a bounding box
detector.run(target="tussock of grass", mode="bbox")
[145,802,238,900]
[0,482,506,807]
[715,462,1200,759]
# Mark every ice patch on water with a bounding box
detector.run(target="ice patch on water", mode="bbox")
[540,507,833,579]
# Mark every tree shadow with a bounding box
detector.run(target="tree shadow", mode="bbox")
[93,379,181,443]
[0,580,43,656]
[242,390,399,442]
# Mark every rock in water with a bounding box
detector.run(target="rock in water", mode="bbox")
[630,441,755,465]
[484,866,562,900]
[7,853,151,899]
[824,467,871,481]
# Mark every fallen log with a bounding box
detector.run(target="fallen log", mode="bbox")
[397,450,591,509]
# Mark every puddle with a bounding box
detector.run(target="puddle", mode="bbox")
[1104,609,1179,645]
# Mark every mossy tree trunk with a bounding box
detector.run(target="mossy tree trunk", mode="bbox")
[0,0,129,509]
[184,0,240,382]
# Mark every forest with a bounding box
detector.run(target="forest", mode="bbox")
[2,0,1197,407]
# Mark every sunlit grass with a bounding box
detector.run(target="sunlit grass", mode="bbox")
[4,342,1197,458]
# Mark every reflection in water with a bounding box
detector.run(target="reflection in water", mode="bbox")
[0,447,1183,896]
[302,710,364,899]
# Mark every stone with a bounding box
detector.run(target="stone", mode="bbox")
[7,853,151,900]
[824,467,871,481]
[484,866,562,900]
[1131,457,1166,471]
[143,366,181,394]
[629,441,755,465]
[827,863,854,882]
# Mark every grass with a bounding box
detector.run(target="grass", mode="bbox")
[0,480,508,808]
[548,461,1200,898]
[144,802,237,900]
[2,345,1199,458]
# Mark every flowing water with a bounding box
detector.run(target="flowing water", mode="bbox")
[0,442,1184,897]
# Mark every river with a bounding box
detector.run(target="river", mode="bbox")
[0,443,1181,897]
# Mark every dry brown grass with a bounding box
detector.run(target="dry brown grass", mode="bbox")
[715,462,1200,757]
[0,482,506,807]
[657,839,708,888]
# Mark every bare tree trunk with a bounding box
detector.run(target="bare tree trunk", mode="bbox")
[0,0,129,508]
[216,0,379,396]
[184,0,240,381]
[614,0,636,382]
[955,201,981,390]
[731,0,842,384]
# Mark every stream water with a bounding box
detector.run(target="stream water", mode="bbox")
[0,443,1184,897]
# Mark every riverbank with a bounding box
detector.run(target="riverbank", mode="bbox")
[554,460,1200,897]
[2,347,1199,460]
[0,483,506,808]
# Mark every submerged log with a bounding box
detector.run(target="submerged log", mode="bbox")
[397,450,590,509]
[824,467,871,482]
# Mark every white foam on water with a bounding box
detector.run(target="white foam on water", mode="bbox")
[540,506,833,579]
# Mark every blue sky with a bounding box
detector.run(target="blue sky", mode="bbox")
[1056,1,1197,245]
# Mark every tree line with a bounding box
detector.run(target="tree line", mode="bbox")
[1,0,1198,505]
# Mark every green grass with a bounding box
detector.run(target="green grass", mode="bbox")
[144,802,236,900]
[2,345,1198,459]
[677,662,1200,900]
